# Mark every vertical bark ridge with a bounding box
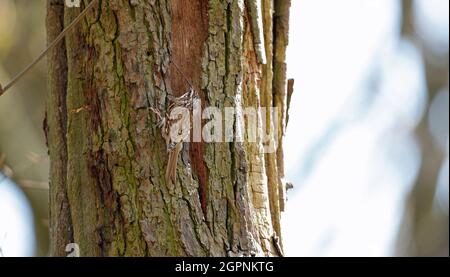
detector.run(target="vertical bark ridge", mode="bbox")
[273,0,291,214]
[202,0,258,256]
[242,9,274,255]
[46,0,73,257]
[259,0,283,243]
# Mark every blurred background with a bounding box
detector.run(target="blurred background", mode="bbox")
[0,0,48,256]
[0,0,448,257]
[283,0,448,256]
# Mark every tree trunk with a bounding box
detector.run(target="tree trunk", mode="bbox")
[46,0,291,257]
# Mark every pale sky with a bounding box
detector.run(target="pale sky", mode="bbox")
[283,0,448,256]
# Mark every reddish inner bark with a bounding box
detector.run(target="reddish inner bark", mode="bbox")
[170,0,209,217]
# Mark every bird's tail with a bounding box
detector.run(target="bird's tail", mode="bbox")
[165,143,182,185]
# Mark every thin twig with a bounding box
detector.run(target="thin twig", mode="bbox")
[171,60,194,89]
[0,0,98,96]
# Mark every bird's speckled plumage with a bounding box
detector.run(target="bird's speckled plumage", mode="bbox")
[161,88,200,185]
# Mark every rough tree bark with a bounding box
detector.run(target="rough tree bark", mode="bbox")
[45,0,291,257]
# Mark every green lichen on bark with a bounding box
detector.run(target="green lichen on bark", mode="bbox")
[63,0,179,256]
[46,0,291,257]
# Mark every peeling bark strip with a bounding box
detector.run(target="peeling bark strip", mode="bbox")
[245,0,266,64]
[46,0,73,257]
[273,0,291,213]
[46,0,292,256]
[286,78,294,127]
